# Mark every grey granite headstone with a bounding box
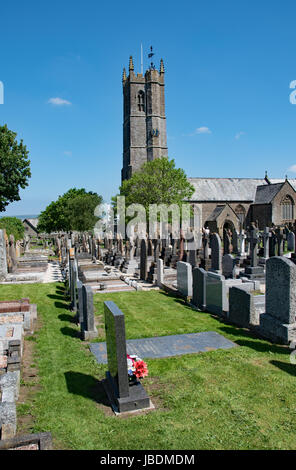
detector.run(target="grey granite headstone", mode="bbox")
[206,272,227,316]
[260,256,296,343]
[177,261,192,297]
[192,267,207,311]
[81,285,98,340]
[222,254,235,279]
[76,280,84,325]
[103,301,150,413]
[229,286,257,328]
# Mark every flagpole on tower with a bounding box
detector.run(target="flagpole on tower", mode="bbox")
[141,43,143,75]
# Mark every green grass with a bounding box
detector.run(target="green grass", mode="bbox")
[0,283,295,450]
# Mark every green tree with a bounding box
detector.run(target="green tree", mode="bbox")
[114,158,195,222]
[0,216,25,240]
[38,188,103,233]
[0,125,31,212]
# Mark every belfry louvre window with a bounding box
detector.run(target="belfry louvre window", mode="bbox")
[281,195,294,221]
[138,91,145,111]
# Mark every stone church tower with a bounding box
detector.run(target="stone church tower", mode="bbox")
[121,56,168,182]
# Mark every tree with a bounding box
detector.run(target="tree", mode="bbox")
[112,157,195,236]
[0,125,31,212]
[119,157,194,207]
[0,217,25,240]
[37,188,103,233]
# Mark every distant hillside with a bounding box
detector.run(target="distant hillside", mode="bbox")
[0,215,39,220]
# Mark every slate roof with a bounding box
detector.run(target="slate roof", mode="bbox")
[253,183,285,204]
[187,178,296,202]
[206,205,226,221]
[22,218,39,232]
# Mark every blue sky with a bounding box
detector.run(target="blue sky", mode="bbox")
[1,0,296,216]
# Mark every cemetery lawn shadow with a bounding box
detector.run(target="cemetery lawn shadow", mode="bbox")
[269,360,296,376]
[64,371,111,407]
[2,284,296,449]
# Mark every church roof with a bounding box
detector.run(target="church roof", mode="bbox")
[253,182,285,204]
[206,205,226,221]
[187,178,296,202]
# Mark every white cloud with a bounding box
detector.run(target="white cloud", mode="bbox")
[48,97,72,106]
[195,126,212,134]
[235,131,245,140]
[183,126,212,137]
[288,164,296,173]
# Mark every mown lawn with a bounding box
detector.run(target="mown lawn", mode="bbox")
[0,283,295,450]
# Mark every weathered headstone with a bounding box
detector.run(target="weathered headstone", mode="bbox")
[103,301,151,413]
[192,267,207,311]
[157,258,164,287]
[81,285,98,340]
[222,254,235,279]
[0,230,8,280]
[259,257,296,343]
[287,231,295,252]
[140,239,148,281]
[8,235,17,273]
[206,272,227,316]
[177,261,193,297]
[210,233,222,273]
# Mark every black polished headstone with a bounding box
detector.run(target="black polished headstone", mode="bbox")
[104,301,150,413]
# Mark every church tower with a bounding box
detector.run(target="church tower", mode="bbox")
[121,54,168,182]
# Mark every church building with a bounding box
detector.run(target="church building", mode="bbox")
[121,55,296,234]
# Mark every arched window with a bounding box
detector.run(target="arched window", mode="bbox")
[281,195,294,221]
[234,204,246,226]
[138,90,145,111]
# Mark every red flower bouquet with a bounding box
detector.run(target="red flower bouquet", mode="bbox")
[127,354,148,381]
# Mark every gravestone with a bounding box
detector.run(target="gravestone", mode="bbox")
[81,285,98,340]
[259,257,296,344]
[176,261,193,297]
[192,267,207,311]
[262,227,271,260]
[76,280,84,325]
[287,231,295,252]
[276,228,284,256]
[223,230,231,255]
[210,233,222,273]
[0,230,8,280]
[222,254,235,279]
[231,230,239,255]
[229,285,264,328]
[243,228,265,280]
[103,301,151,413]
[140,239,148,281]
[157,258,164,287]
[206,272,227,316]
[8,235,17,273]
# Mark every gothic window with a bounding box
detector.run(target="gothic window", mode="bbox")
[281,195,294,221]
[234,204,246,226]
[138,90,145,112]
